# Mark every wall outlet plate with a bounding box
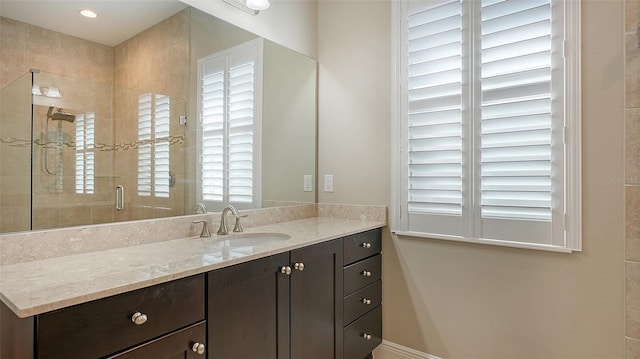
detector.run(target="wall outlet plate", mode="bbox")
[324,174,333,192]
[304,175,313,192]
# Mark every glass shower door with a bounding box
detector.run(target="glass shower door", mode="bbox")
[0,71,33,234]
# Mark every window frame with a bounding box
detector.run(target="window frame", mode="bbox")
[391,0,581,252]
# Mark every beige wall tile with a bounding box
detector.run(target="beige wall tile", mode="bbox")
[629,186,640,261]
[627,0,640,33]
[628,337,640,359]
[627,31,640,108]
[0,205,30,232]
[0,17,26,39]
[91,44,114,67]
[628,109,640,184]
[628,261,640,339]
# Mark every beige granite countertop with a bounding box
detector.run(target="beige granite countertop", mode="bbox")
[0,216,385,318]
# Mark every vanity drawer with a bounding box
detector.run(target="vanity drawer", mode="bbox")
[107,321,206,359]
[344,254,381,296]
[343,229,382,265]
[343,305,382,359]
[343,280,381,326]
[37,274,205,359]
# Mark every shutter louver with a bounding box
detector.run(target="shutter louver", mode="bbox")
[479,0,552,222]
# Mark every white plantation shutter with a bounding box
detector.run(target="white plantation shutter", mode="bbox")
[198,39,263,210]
[477,0,561,244]
[201,60,226,203]
[154,95,171,198]
[406,0,465,236]
[76,113,85,194]
[138,94,153,196]
[228,52,256,204]
[75,112,95,194]
[394,0,580,251]
[137,93,171,198]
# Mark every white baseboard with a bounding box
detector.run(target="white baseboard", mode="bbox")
[373,340,442,359]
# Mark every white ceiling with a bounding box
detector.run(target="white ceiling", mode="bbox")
[0,0,188,47]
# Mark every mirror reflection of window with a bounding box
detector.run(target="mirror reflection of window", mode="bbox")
[75,112,95,194]
[198,38,263,211]
[137,93,171,198]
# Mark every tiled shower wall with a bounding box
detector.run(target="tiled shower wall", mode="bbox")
[0,10,190,233]
[112,9,190,222]
[0,17,114,233]
[626,0,640,357]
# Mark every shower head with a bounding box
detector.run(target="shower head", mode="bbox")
[46,106,76,122]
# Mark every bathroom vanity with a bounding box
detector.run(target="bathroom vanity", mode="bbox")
[0,217,383,359]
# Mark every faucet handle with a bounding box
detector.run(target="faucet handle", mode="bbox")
[233,215,248,233]
[192,220,211,238]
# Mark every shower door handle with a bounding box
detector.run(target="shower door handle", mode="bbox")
[115,185,125,211]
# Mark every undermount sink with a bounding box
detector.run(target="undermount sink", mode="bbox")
[213,232,291,247]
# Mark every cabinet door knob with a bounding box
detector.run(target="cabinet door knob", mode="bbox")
[192,342,206,355]
[294,262,305,271]
[362,333,372,340]
[362,298,372,305]
[280,266,292,275]
[361,242,372,249]
[361,270,372,277]
[131,312,148,325]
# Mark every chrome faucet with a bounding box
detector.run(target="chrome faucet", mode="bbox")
[217,205,243,235]
[192,203,208,214]
[192,220,211,238]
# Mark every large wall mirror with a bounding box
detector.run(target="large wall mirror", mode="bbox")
[0,1,317,234]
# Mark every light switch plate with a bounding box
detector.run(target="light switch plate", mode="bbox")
[304,175,312,192]
[324,174,334,192]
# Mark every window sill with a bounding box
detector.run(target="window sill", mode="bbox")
[392,230,577,253]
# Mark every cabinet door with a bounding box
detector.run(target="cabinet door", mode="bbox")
[208,252,290,359]
[290,239,343,359]
[107,322,206,359]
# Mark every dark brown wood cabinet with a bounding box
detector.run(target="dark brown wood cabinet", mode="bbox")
[207,239,343,359]
[342,229,382,359]
[290,239,343,359]
[207,252,290,359]
[0,228,383,359]
[0,274,206,359]
[37,274,205,359]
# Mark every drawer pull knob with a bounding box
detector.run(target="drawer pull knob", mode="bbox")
[192,342,206,355]
[280,266,292,275]
[131,312,148,325]
[361,270,372,277]
[361,242,372,249]
[362,298,372,305]
[362,333,372,340]
[294,262,305,271]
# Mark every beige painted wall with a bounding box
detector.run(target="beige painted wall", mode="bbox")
[262,40,316,206]
[182,0,318,59]
[318,0,625,357]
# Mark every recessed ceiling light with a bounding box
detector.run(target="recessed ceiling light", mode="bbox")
[80,9,98,18]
